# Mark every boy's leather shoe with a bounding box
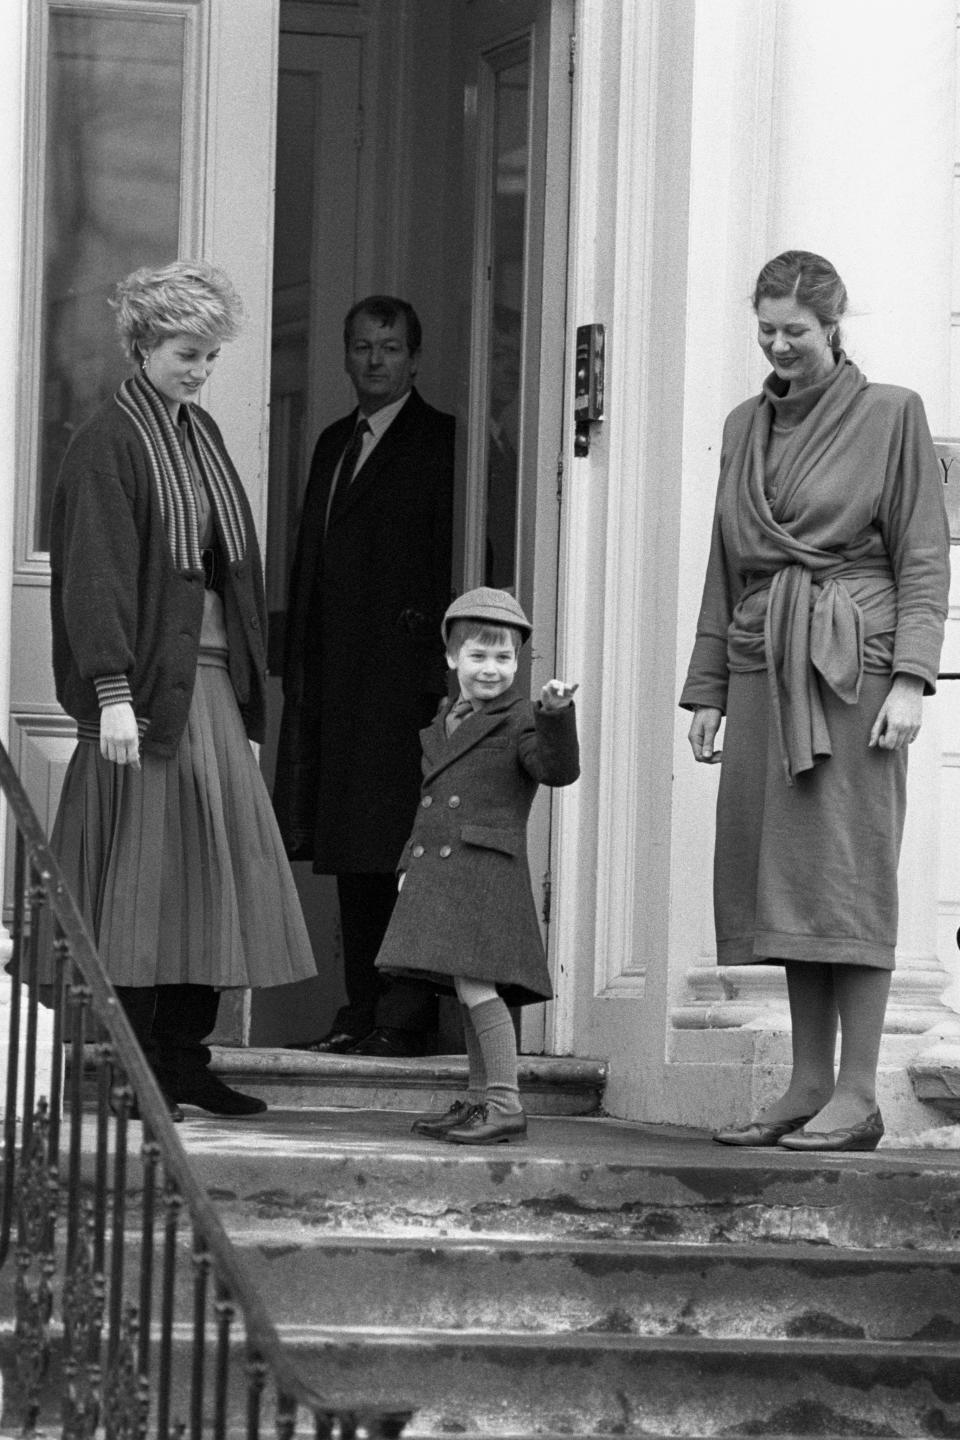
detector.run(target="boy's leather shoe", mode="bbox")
[412,1099,474,1137]
[352,1026,430,1058]
[442,1103,527,1145]
[173,1072,267,1117]
[286,1030,362,1054]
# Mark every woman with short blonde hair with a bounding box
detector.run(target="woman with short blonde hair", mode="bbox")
[47,259,315,1119]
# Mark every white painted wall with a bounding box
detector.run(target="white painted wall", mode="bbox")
[662,0,958,1131]
[556,0,959,1129]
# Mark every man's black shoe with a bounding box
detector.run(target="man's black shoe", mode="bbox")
[351,1026,430,1058]
[121,1091,184,1124]
[173,1072,267,1116]
[285,1030,362,1054]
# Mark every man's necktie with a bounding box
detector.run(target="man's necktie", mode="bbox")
[326,418,370,531]
[445,696,475,737]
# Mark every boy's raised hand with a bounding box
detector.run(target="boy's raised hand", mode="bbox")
[541,679,579,711]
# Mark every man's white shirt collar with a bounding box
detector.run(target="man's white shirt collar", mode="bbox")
[360,388,412,440]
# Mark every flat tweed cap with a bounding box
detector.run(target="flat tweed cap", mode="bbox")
[442,587,532,643]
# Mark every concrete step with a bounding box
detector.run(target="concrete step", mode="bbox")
[207,1046,606,1116]
[277,1329,960,1438]
[224,1232,960,1342]
[0,1328,411,1440]
[18,1107,960,1439]
[8,1320,959,1440]
[180,1107,960,1252]
[21,1322,937,1440]
[9,1221,957,1408]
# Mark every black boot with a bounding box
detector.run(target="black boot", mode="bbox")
[171,1069,266,1117]
[154,984,266,1117]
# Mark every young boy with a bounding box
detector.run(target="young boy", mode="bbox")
[374,587,580,1144]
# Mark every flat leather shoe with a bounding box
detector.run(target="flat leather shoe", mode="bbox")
[442,1103,527,1145]
[351,1026,430,1058]
[713,1114,814,1147]
[285,1030,362,1054]
[174,1073,267,1117]
[412,1099,474,1137]
[778,1108,884,1152]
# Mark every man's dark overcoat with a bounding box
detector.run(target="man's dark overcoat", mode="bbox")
[374,685,580,1006]
[274,388,454,872]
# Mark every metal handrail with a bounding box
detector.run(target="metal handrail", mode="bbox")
[0,739,411,1439]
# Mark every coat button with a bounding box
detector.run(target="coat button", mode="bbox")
[448,796,461,808]
[412,844,425,858]
[421,796,433,808]
[439,845,452,858]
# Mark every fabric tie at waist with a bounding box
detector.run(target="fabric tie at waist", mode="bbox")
[762,564,865,784]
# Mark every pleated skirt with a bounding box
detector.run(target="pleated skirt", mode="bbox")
[49,655,316,989]
[714,670,906,971]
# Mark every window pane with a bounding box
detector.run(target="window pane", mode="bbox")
[484,53,529,591]
[37,10,184,550]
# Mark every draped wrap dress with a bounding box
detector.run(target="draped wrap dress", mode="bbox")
[680,356,949,970]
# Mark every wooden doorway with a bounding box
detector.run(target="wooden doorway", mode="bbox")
[255,0,575,1049]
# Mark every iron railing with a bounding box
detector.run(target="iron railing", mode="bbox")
[0,740,411,1439]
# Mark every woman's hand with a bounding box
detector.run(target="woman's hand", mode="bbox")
[100,703,141,770]
[869,673,924,751]
[541,679,579,711]
[688,706,723,763]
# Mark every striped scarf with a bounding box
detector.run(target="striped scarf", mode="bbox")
[115,369,247,571]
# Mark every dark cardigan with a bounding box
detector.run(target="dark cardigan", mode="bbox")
[50,392,268,755]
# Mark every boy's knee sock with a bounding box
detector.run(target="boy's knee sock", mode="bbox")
[460,1003,486,1102]
[468,996,521,1113]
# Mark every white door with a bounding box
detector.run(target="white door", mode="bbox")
[265,28,363,635]
[252,13,364,1046]
[11,0,279,1038]
[446,0,575,1049]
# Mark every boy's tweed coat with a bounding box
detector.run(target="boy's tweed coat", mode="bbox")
[375,683,580,1006]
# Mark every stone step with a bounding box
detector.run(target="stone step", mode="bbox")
[224,1232,960,1342]
[207,1047,606,1116]
[9,1107,960,1439]
[7,1320,959,1440]
[0,1329,410,1440]
[276,1329,960,1438]
[181,1107,960,1252]
[20,1321,943,1440]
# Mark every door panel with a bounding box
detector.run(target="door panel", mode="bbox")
[448,0,573,1050]
[12,0,200,898]
[266,30,362,641]
[251,14,364,1046]
[10,0,279,1043]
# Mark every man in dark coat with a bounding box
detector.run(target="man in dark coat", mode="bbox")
[274,296,454,1056]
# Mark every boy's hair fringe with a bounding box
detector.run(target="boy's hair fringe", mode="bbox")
[445,619,523,656]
